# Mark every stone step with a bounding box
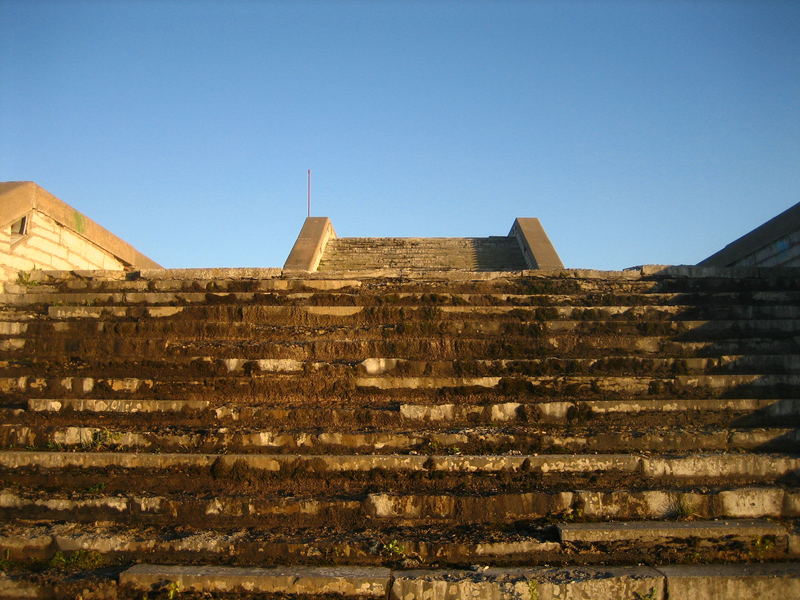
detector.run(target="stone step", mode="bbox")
[18,397,800,426]
[4,355,799,379]
[17,320,800,352]
[2,372,800,404]
[121,564,392,598]
[558,519,785,543]
[3,422,796,454]
[24,302,800,321]
[8,288,800,308]
[6,562,799,600]
[2,451,798,485]
[1,521,793,568]
[318,237,529,271]
[391,563,800,600]
[4,485,799,526]
[18,333,796,362]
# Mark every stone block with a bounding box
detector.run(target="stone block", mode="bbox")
[120,564,391,597]
[715,487,785,518]
[559,519,785,543]
[659,563,800,600]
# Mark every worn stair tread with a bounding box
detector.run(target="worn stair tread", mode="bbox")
[2,423,797,455]
[120,563,392,597]
[17,397,800,422]
[558,519,786,542]
[1,451,799,481]
[4,485,798,523]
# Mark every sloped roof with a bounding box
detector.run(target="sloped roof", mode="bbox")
[0,181,161,269]
[699,201,800,267]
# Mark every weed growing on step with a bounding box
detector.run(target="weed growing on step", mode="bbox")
[16,270,41,287]
[633,588,657,600]
[528,580,538,600]
[666,494,698,520]
[48,550,106,571]
[138,581,182,600]
[82,428,118,450]
[752,535,775,556]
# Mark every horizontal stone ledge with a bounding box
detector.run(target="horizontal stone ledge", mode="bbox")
[658,562,800,599]
[2,485,799,523]
[0,451,642,473]
[120,564,391,597]
[22,397,800,420]
[392,566,664,600]
[1,451,797,479]
[7,561,800,600]
[558,519,786,543]
[27,398,210,413]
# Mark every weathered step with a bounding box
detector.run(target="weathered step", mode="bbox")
[3,485,797,526]
[2,421,798,455]
[558,519,785,543]
[8,287,800,308]
[21,397,800,427]
[5,372,800,404]
[1,520,793,568]
[19,317,800,346]
[120,564,392,597]
[390,563,800,600]
[7,562,799,600]
[6,355,800,380]
[21,333,795,362]
[31,302,800,322]
[27,398,210,413]
[2,451,798,485]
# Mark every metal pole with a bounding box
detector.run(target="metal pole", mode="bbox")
[307,169,311,218]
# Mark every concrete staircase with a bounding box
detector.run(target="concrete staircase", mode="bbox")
[317,237,529,271]
[0,265,799,598]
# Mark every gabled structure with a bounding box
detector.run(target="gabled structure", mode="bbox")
[0,181,161,281]
[283,216,563,272]
[699,201,800,267]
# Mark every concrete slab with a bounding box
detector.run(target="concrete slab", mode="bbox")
[120,564,391,597]
[390,567,664,600]
[658,562,800,600]
[559,519,786,543]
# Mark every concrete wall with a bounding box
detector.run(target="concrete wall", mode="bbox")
[699,201,800,268]
[0,209,127,281]
[283,217,337,272]
[0,181,161,283]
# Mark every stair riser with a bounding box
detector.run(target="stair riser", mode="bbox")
[2,487,798,527]
[2,425,797,454]
[0,530,790,569]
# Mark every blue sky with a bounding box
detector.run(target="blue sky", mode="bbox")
[2,0,798,269]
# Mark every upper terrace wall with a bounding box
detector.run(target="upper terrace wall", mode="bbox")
[699,201,800,268]
[0,209,127,280]
[0,181,161,282]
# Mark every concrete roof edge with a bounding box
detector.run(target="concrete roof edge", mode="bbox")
[0,181,162,269]
[698,201,800,267]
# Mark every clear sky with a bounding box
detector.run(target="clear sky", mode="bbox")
[2,0,798,270]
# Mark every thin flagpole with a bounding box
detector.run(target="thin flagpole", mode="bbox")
[307,169,311,218]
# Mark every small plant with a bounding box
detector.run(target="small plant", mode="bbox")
[16,270,41,287]
[382,539,405,558]
[84,482,106,493]
[82,429,117,451]
[48,550,106,571]
[666,494,697,520]
[528,580,539,600]
[162,581,182,599]
[0,549,11,572]
[633,588,657,600]
[752,536,775,555]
